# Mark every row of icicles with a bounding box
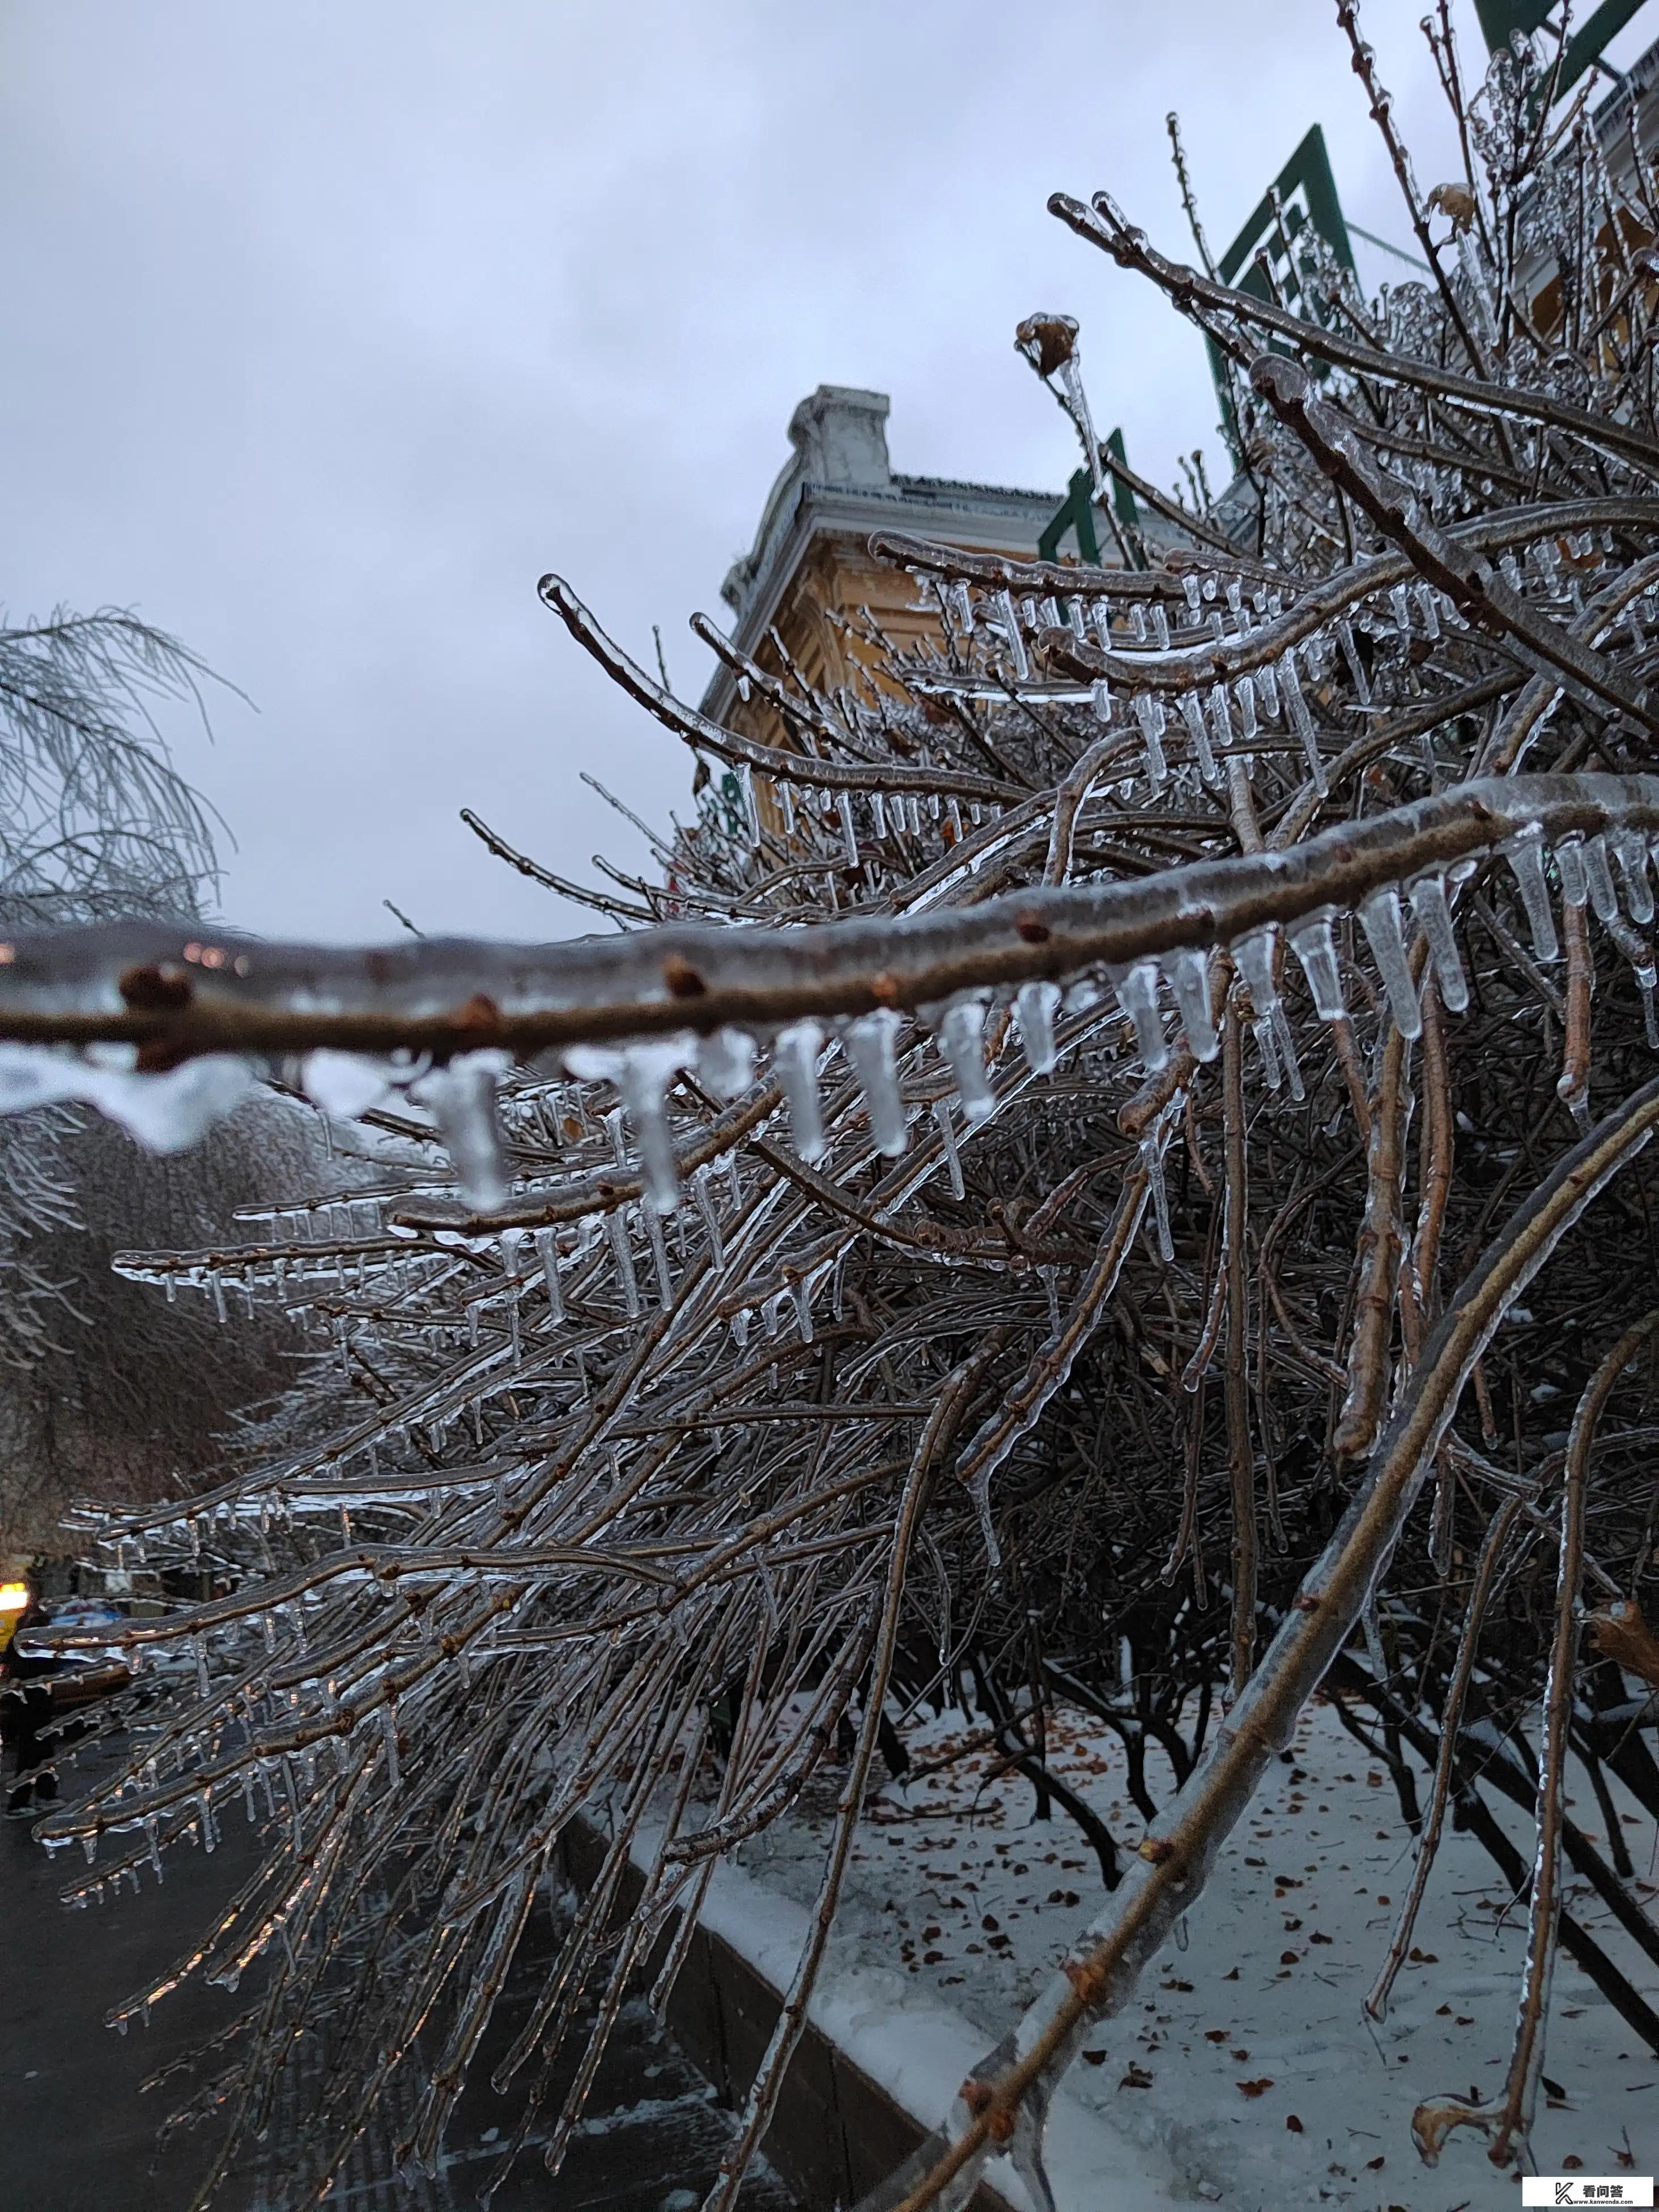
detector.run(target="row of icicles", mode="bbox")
[98,818,1659,1418]
[899,533,1639,801]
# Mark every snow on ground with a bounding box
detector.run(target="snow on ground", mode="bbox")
[726,1695,1659,2209]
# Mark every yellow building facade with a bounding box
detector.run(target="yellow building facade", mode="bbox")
[700,386,1079,752]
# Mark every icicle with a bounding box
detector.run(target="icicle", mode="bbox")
[567,1035,695,1214]
[1278,654,1326,794]
[1134,694,1168,789]
[1162,945,1218,1061]
[762,1291,784,1340]
[1288,912,1346,1019]
[414,1052,512,1211]
[967,1465,1002,1577]
[382,1707,401,1792]
[994,590,1031,681]
[194,1636,210,1700]
[1182,573,1202,620]
[950,580,973,632]
[1610,827,1656,925]
[1232,925,1302,1094]
[1581,833,1620,924]
[1179,691,1218,784]
[1554,834,1590,909]
[1129,601,1148,644]
[790,1271,815,1344]
[843,1009,908,1155]
[1456,228,1498,346]
[837,792,859,866]
[1414,581,1441,639]
[690,1164,725,1267]
[1091,601,1113,650]
[1335,617,1371,704]
[1637,959,1659,1050]
[1111,959,1167,1071]
[1230,926,1280,1027]
[1408,874,1469,1013]
[534,1229,565,1323]
[870,790,887,840]
[644,1207,673,1305]
[1206,680,1233,763]
[933,996,994,1123]
[300,1049,395,1121]
[1502,824,1559,960]
[1389,582,1412,637]
[772,1019,826,1162]
[606,1209,640,1318]
[933,1097,965,1199]
[696,1027,756,1100]
[1013,980,1061,1075]
[1252,1003,1284,1090]
[1142,1134,1174,1261]
[779,779,796,838]
[1091,678,1112,724]
[1233,674,1258,749]
[730,1307,750,1350]
[1358,888,1423,1039]
[1256,657,1279,719]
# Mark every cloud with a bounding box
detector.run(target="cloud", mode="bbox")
[3,1,1533,940]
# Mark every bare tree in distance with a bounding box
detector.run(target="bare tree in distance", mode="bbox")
[9,10,1659,2208]
[0,607,229,1379]
[0,612,332,1552]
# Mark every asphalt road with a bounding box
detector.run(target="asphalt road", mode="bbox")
[1,1728,794,2212]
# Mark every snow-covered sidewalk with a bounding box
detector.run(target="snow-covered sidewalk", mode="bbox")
[707,1697,1659,2210]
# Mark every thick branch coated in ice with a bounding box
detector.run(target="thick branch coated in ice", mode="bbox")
[0,776,1654,1064]
[1050,190,1659,477]
[1030,496,1659,695]
[1245,357,1659,734]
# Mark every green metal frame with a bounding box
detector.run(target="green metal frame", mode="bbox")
[1208,124,1355,454]
[1037,469,1099,565]
[1475,0,1650,101]
[1217,123,1356,299]
[1036,431,1138,568]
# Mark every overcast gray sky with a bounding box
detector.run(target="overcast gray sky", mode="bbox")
[8,2,1653,943]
